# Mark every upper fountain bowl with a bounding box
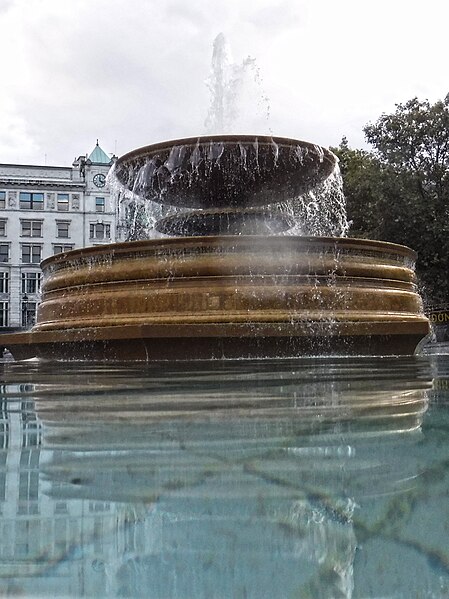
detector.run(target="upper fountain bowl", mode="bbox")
[112,135,337,209]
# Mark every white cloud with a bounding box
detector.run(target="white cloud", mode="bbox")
[0,97,40,163]
[0,0,448,164]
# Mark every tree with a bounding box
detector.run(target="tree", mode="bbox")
[333,138,420,244]
[364,95,449,210]
[333,137,389,238]
[335,95,449,306]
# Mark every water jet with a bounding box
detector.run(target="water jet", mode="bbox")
[1,135,430,360]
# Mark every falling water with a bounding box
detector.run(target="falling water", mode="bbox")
[283,167,349,237]
[110,136,349,241]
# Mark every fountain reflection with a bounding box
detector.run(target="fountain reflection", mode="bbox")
[0,357,434,597]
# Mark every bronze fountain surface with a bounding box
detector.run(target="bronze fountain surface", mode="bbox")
[1,135,430,360]
[113,135,337,209]
[114,135,337,237]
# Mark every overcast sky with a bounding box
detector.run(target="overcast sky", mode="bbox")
[1,0,448,166]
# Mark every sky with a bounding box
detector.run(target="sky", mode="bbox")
[1,0,448,166]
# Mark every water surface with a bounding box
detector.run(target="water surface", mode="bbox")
[0,354,448,598]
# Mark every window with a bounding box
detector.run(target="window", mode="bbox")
[56,221,70,238]
[89,501,110,513]
[0,244,9,263]
[21,245,42,264]
[21,300,37,328]
[54,244,73,255]
[0,272,9,294]
[57,193,69,211]
[54,501,68,515]
[0,192,5,210]
[90,223,111,240]
[17,445,40,517]
[21,272,41,295]
[95,197,105,212]
[0,302,8,327]
[0,220,6,236]
[21,220,42,237]
[19,192,44,210]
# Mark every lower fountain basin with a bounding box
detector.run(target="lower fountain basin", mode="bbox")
[2,236,430,360]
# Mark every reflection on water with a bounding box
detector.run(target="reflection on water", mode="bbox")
[0,356,448,597]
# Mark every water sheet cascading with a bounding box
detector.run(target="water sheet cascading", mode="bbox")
[1,135,430,360]
[114,135,347,239]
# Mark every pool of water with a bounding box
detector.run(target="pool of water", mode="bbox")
[0,352,448,598]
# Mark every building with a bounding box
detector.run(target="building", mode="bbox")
[0,382,132,596]
[0,142,117,331]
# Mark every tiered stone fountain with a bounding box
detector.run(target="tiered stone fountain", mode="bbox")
[2,135,430,360]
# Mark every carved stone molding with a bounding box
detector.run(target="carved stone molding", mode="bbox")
[47,193,55,209]
[8,191,16,207]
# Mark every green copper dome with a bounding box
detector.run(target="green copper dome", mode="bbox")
[88,140,111,164]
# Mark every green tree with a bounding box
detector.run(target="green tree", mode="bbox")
[333,138,386,238]
[335,95,449,306]
[364,95,449,211]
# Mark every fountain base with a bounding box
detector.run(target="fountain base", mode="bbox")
[2,321,429,361]
[1,236,430,360]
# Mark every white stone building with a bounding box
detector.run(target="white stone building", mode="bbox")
[0,142,117,330]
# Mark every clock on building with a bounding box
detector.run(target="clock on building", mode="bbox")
[93,173,106,188]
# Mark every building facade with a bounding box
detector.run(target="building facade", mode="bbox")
[0,142,117,330]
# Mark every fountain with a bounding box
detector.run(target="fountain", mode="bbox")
[1,134,430,360]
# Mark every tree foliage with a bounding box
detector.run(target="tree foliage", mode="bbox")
[335,94,449,306]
